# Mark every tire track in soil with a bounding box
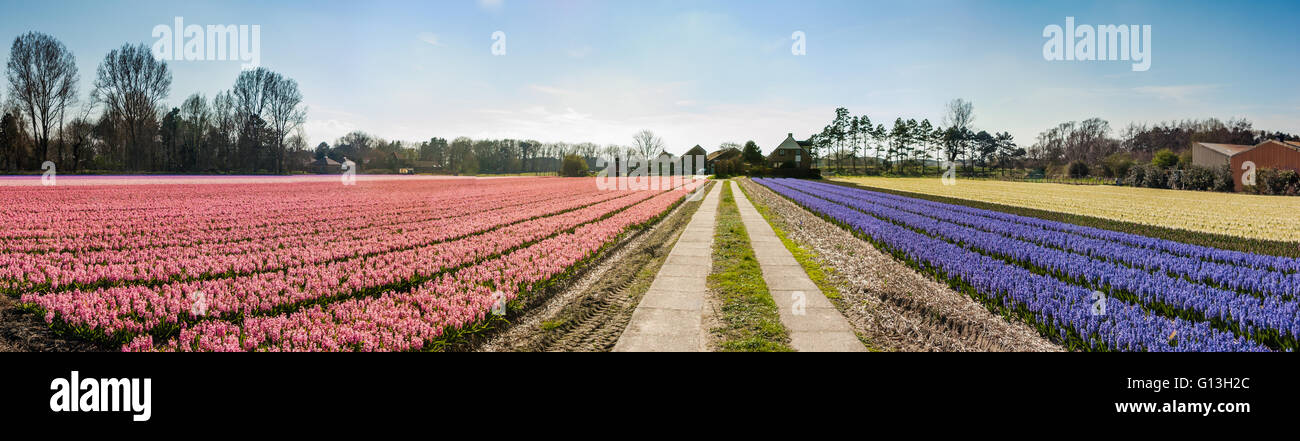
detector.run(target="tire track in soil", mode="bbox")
[477,183,709,352]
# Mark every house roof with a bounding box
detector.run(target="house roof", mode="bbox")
[706,147,740,161]
[770,133,808,155]
[1262,139,1300,153]
[1195,142,1253,157]
[306,157,342,166]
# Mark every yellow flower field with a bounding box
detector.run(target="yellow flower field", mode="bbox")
[831,177,1300,243]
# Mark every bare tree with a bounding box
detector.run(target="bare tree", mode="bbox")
[263,72,306,173]
[631,129,663,160]
[92,43,171,170]
[942,98,975,132]
[6,32,78,165]
[179,93,210,171]
[209,90,237,170]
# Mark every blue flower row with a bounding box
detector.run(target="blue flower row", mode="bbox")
[754,178,1269,352]
[807,181,1300,302]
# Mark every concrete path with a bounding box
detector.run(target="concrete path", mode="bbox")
[613,182,722,352]
[730,180,866,352]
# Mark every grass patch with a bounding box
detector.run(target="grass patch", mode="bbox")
[708,181,793,352]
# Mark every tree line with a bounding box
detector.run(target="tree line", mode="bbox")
[1026,116,1298,179]
[805,99,1023,176]
[1,31,306,173]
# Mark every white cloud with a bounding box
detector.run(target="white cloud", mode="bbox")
[478,0,503,12]
[417,32,442,46]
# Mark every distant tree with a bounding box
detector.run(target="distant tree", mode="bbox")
[974,130,997,172]
[178,93,209,171]
[889,118,907,173]
[942,98,974,132]
[1152,149,1179,169]
[917,119,933,173]
[92,43,170,170]
[1100,152,1134,179]
[314,142,329,160]
[6,31,78,165]
[831,107,849,173]
[0,111,24,170]
[994,131,1018,175]
[1068,160,1090,178]
[159,107,180,169]
[631,129,663,161]
[263,71,306,173]
[561,154,588,177]
[420,137,447,166]
[447,136,475,175]
[742,140,763,164]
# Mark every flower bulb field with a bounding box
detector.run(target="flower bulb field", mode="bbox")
[755,178,1298,352]
[0,176,700,351]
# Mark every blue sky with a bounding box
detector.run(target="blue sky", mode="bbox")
[2,0,1297,154]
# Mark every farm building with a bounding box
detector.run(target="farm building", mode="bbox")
[1228,140,1300,191]
[683,145,708,174]
[705,146,740,174]
[305,157,343,174]
[1193,140,1300,190]
[767,133,812,170]
[1190,142,1253,168]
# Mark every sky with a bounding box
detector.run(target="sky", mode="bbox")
[2,0,1297,154]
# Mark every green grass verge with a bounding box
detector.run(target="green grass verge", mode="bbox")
[708,181,793,352]
[737,179,885,352]
[825,179,1300,258]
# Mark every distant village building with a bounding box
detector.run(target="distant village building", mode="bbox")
[705,146,741,174]
[683,145,708,174]
[1190,142,1253,168]
[767,133,813,170]
[1192,140,1300,191]
[305,157,343,174]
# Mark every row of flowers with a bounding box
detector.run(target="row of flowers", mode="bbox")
[756,178,1268,352]
[0,179,581,250]
[124,182,698,351]
[832,177,1300,243]
[807,182,1300,300]
[0,180,595,253]
[780,180,1297,349]
[0,183,627,291]
[23,185,670,343]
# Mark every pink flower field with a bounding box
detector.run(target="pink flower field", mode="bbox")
[0,176,702,351]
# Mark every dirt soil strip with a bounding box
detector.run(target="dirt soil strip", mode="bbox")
[739,178,1061,352]
[478,182,714,352]
[0,295,103,352]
